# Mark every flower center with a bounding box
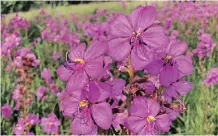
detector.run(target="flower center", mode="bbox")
[146,115,155,123]
[79,100,88,108]
[17,125,22,130]
[48,121,54,126]
[73,58,85,64]
[171,103,179,109]
[166,55,172,61]
[132,28,141,38]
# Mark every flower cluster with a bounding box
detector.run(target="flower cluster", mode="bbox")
[14,113,39,135]
[3,1,218,135]
[1,32,21,56]
[193,32,216,59]
[204,68,218,87]
[57,5,194,135]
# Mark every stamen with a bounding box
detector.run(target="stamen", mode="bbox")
[146,115,155,123]
[171,103,179,109]
[166,55,172,60]
[79,100,88,108]
[73,58,85,64]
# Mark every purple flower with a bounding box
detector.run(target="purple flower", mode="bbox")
[108,6,169,70]
[57,41,108,92]
[25,113,39,125]
[107,78,126,97]
[40,113,61,134]
[204,68,218,86]
[112,111,128,130]
[36,86,46,100]
[41,68,52,83]
[60,80,112,134]
[145,39,194,86]
[13,48,40,68]
[163,80,193,102]
[139,81,156,95]
[14,119,25,135]
[8,13,30,30]
[12,85,25,110]
[125,97,171,134]
[193,33,216,59]
[52,51,61,60]
[1,32,21,56]
[1,104,13,119]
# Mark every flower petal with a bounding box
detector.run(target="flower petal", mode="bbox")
[146,99,160,116]
[155,114,171,132]
[159,63,179,87]
[124,116,146,134]
[130,6,156,31]
[174,55,194,77]
[71,113,95,135]
[166,40,188,57]
[165,86,179,99]
[69,43,86,61]
[60,92,80,117]
[66,71,88,92]
[84,40,108,61]
[131,45,153,70]
[56,65,73,81]
[110,14,132,37]
[173,80,193,95]
[141,25,169,48]
[145,59,164,75]
[108,38,131,61]
[108,78,126,97]
[129,97,148,118]
[85,57,104,78]
[91,102,112,129]
[88,81,112,103]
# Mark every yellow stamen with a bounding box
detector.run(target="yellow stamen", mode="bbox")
[171,103,179,109]
[73,58,85,64]
[79,100,88,108]
[166,55,172,61]
[146,115,155,123]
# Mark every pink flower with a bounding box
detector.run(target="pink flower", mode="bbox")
[40,113,61,134]
[52,51,61,60]
[41,68,52,83]
[1,104,13,119]
[204,68,218,86]
[108,6,169,70]
[57,41,108,92]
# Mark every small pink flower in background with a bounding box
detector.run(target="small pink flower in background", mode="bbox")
[52,51,61,60]
[121,0,126,9]
[1,104,13,119]
[40,113,61,134]
[204,68,218,86]
[36,86,47,100]
[14,119,25,135]
[25,113,39,125]
[41,68,52,83]
[1,32,21,56]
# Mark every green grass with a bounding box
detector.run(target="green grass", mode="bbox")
[4,1,149,22]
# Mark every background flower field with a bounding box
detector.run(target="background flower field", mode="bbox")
[1,1,218,135]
